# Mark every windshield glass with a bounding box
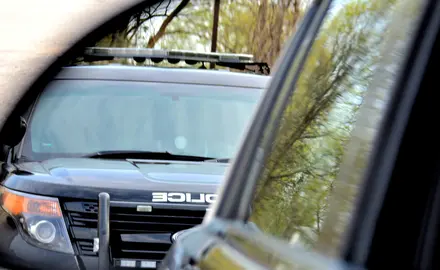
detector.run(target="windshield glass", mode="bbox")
[21,79,263,161]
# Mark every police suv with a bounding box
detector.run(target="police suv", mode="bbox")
[0,48,270,270]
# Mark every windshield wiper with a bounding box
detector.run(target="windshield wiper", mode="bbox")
[205,158,231,163]
[83,150,214,162]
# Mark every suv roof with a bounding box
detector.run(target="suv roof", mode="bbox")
[56,65,270,89]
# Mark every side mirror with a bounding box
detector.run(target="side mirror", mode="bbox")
[0,116,27,148]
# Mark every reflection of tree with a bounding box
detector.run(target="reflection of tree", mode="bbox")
[317,0,423,256]
[249,0,399,248]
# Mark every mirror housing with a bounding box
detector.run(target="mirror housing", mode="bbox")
[0,116,27,148]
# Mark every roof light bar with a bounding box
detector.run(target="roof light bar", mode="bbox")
[83,47,255,63]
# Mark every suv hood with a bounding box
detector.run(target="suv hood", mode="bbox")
[4,158,227,202]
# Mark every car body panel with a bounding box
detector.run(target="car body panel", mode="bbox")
[55,66,270,89]
[2,158,223,202]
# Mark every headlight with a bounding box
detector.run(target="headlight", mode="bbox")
[0,187,73,254]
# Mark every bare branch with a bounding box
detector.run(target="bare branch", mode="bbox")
[147,0,190,48]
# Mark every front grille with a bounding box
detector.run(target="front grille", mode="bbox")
[78,240,95,255]
[63,201,206,261]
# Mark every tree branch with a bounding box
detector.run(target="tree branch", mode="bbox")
[147,0,190,48]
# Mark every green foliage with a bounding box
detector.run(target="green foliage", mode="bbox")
[89,0,304,66]
[249,0,400,248]
[159,0,303,65]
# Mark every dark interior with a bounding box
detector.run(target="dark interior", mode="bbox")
[353,3,440,268]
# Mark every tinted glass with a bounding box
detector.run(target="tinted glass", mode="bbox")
[21,79,263,160]
[247,0,425,256]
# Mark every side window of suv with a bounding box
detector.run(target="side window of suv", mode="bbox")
[248,0,425,256]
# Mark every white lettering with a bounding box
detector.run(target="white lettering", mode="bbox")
[168,193,185,202]
[152,192,217,203]
[206,194,217,204]
[152,192,167,202]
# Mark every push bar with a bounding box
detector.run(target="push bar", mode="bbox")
[98,192,111,270]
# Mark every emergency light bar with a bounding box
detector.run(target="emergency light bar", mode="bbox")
[84,47,254,63]
[79,47,270,75]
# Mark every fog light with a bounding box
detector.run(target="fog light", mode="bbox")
[30,220,56,244]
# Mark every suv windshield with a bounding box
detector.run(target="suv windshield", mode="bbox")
[21,79,264,161]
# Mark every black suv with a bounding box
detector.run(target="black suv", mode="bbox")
[0,49,269,270]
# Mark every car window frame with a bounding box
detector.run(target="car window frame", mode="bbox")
[14,92,41,162]
[341,0,440,266]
